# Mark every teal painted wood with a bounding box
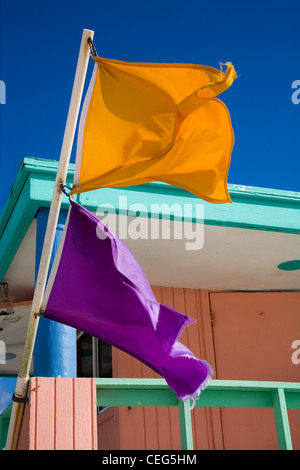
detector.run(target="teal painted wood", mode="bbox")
[95,379,300,410]
[0,159,72,282]
[272,389,293,450]
[96,385,178,407]
[0,178,39,282]
[198,389,273,408]
[95,378,300,450]
[0,159,32,239]
[178,400,194,450]
[77,179,300,234]
[96,378,300,396]
[285,392,300,409]
[197,380,300,409]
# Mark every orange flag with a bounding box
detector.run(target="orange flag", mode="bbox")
[72,56,236,203]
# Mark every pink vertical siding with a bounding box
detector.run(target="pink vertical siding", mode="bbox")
[17,377,97,450]
[98,407,120,450]
[55,378,74,450]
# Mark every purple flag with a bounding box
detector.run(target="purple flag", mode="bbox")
[42,200,212,403]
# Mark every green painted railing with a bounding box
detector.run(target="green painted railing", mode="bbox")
[1,378,299,450]
[96,378,300,450]
[0,403,12,450]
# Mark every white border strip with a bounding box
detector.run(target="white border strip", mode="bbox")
[73,62,98,187]
[41,206,72,310]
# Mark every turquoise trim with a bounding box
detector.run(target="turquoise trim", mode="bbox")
[0,156,299,283]
[277,260,300,271]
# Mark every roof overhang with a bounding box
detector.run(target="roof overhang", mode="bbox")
[1,157,299,298]
[0,157,299,375]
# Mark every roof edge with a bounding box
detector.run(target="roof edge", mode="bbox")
[19,156,300,203]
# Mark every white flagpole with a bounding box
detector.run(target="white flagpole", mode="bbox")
[5,28,94,450]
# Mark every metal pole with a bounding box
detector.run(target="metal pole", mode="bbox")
[5,28,94,450]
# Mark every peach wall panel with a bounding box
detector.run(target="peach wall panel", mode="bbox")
[97,407,120,450]
[18,378,97,450]
[35,377,55,450]
[55,378,74,450]
[210,291,300,450]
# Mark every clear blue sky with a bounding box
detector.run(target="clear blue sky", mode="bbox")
[0,0,299,411]
[0,0,300,213]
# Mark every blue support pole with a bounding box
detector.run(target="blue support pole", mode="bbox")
[34,208,76,377]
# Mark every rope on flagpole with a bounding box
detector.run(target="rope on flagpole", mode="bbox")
[88,37,98,57]
[5,28,94,451]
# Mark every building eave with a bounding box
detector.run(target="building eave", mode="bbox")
[0,156,299,290]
